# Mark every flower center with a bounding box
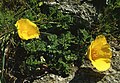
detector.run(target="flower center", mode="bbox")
[91,49,98,61]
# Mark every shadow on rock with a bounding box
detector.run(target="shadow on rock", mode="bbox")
[70,68,105,83]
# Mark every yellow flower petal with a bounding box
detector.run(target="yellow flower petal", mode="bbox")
[100,44,112,58]
[91,35,107,50]
[87,43,92,61]
[15,18,40,40]
[92,58,111,71]
[87,35,112,71]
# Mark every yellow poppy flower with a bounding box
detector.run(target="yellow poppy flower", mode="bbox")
[87,35,112,71]
[15,18,40,40]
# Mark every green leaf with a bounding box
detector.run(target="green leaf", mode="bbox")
[47,34,57,42]
[80,29,90,41]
